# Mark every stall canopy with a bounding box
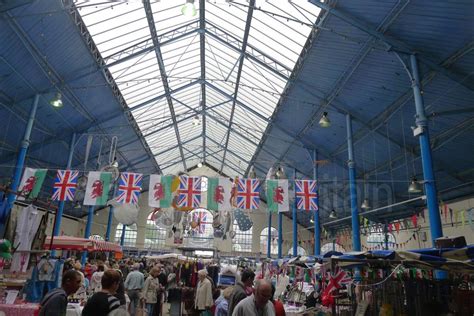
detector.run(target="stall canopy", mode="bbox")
[44,236,122,253]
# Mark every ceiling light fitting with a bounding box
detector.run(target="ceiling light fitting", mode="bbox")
[181,0,197,17]
[329,209,337,219]
[319,112,331,128]
[249,166,257,179]
[50,92,63,108]
[408,176,423,193]
[361,198,370,210]
[192,115,201,126]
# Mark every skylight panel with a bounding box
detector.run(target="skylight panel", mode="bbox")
[75,0,320,173]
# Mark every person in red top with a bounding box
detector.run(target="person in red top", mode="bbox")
[271,284,286,316]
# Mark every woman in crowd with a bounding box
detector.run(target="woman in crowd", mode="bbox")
[195,269,213,316]
[90,264,105,293]
[142,267,161,316]
[214,286,233,316]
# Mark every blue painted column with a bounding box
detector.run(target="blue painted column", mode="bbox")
[52,133,76,238]
[1,94,40,233]
[410,55,443,245]
[278,212,283,258]
[105,205,114,241]
[81,205,94,265]
[120,224,126,247]
[267,211,272,258]
[292,202,297,257]
[313,149,321,255]
[346,114,361,251]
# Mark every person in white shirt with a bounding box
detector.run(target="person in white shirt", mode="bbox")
[195,269,213,315]
[90,264,106,293]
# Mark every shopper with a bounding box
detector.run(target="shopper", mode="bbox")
[232,280,275,316]
[142,267,160,316]
[228,269,255,316]
[90,264,105,293]
[195,269,213,316]
[271,284,285,316]
[214,286,233,316]
[39,270,82,316]
[125,263,145,316]
[82,269,126,316]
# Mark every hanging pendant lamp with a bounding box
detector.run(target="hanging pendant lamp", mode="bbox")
[408,177,422,193]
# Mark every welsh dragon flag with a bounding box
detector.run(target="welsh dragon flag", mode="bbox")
[207,177,232,211]
[148,175,173,208]
[266,179,289,212]
[83,171,112,206]
[18,168,47,199]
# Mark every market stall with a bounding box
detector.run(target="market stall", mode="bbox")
[43,236,122,253]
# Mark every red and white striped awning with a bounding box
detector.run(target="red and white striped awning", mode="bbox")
[44,236,122,253]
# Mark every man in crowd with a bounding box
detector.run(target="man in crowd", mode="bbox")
[125,262,145,316]
[39,270,82,316]
[82,270,126,316]
[232,279,275,316]
[228,269,255,316]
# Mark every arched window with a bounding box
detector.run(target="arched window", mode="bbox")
[321,242,345,254]
[115,223,137,247]
[185,208,213,247]
[232,219,252,252]
[145,213,167,250]
[260,227,278,255]
[367,232,396,249]
[287,246,306,256]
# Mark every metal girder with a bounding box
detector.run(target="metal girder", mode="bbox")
[219,0,255,173]
[308,0,474,92]
[361,116,474,180]
[199,0,207,166]
[153,134,203,158]
[3,12,146,172]
[205,137,247,175]
[128,80,200,112]
[143,0,186,170]
[330,41,474,157]
[140,98,230,139]
[104,21,199,64]
[278,3,410,161]
[205,24,290,81]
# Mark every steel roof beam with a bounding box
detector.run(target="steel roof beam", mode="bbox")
[205,137,247,175]
[308,0,474,92]
[330,41,474,158]
[153,133,203,158]
[143,0,187,170]
[361,116,474,180]
[219,0,255,173]
[199,0,207,166]
[3,12,144,172]
[205,27,290,81]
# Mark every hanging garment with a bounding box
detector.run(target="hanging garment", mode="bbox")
[11,205,42,272]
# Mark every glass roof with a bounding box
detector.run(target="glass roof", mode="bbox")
[74,0,320,176]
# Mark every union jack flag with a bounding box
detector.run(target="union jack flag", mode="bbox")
[192,211,208,234]
[116,172,143,204]
[235,178,260,209]
[52,170,79,201]
[323,266,352,295]
[295,180,318,211]
[177,176,201,208]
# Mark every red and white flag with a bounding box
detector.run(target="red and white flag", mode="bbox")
[52,170,79,201]
[177,176,201,208]
[235,178,260,209]
[116,172,142,204]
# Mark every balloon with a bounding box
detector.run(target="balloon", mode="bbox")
[108,200,139,225]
